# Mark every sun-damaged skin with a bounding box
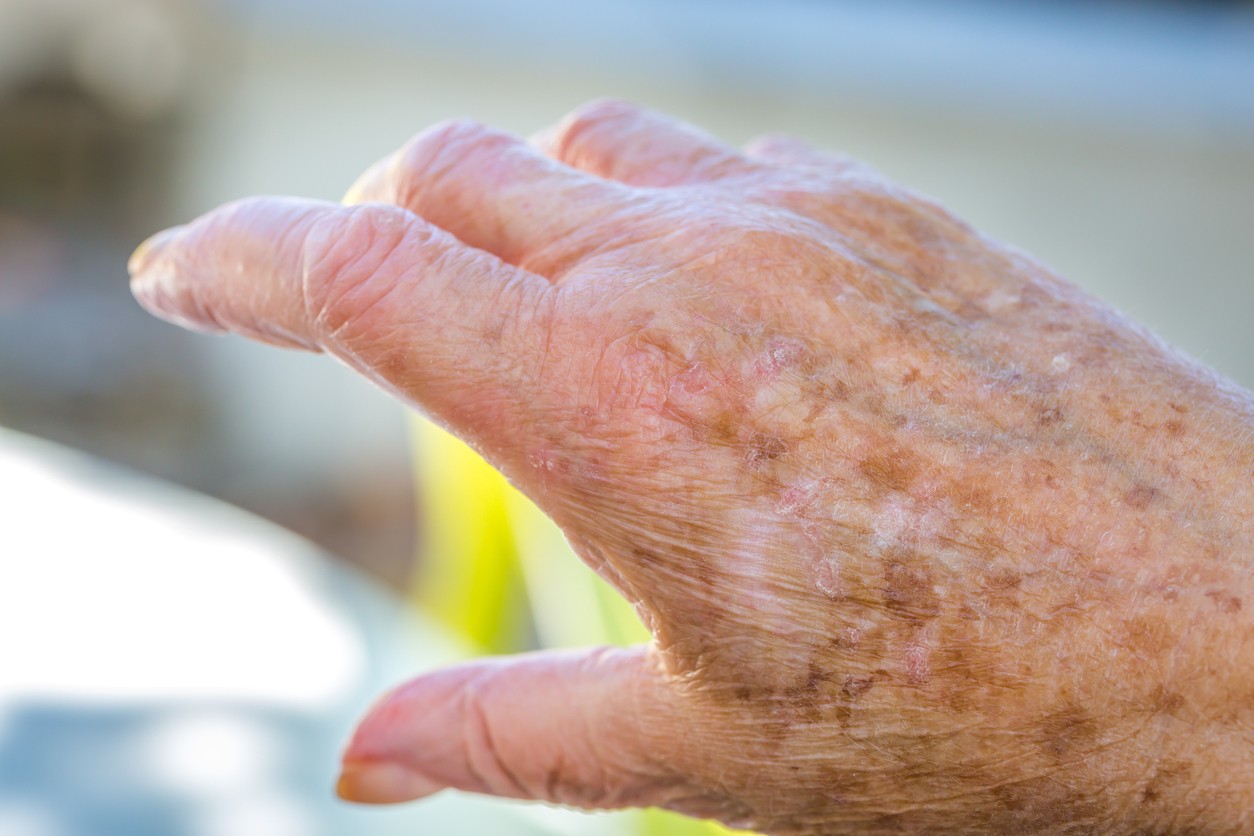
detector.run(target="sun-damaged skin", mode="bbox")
[129,101,1254,833]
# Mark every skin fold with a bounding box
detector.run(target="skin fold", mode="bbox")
[128,101,1254,833]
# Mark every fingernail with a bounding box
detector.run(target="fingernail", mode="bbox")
[128,226,185,278]
[336,760,444,805]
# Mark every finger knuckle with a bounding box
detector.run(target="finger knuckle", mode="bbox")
[551,98,640,158]
[301,204,428,342]
[744,132,803,156]
[398,117,513,186]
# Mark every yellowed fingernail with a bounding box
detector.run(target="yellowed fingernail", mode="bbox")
[128,226,185,277]
[336,761,444,805]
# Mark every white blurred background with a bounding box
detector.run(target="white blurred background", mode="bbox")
[1,1,1252,834]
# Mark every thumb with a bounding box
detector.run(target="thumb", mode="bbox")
[336,646,702,812]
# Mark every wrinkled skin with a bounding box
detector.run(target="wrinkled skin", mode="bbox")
[129,101,1254,833]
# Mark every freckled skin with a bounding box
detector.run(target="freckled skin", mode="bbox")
[131,102,1254,834]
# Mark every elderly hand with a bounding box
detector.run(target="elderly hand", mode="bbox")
[129,101,1254,834]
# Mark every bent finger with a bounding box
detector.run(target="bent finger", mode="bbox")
[743,133,863,175]
[535,99,758,188]
[129,196,555,453]
[346,119,638,273]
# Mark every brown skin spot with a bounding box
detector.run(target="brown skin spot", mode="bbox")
[811,376,850,402]
[983,569,1022,607]
[1037,406,1065,427]
[1125,483,1159,510]
[1205,590,1243,614]
[630,545,665,570]
[932,630,1018,712]
[1141,759,1191,805]
[1121,613,1175,659]
[631,542,716,590]
[696,561,717,592]
[785,660,831,698]
[1036,704,1098,760]
[859,447,920,493]
[702,411,740,445]
[1149,685,1185,716]
[745,432,788,467]
[901,367,921,385]
[481,319,506,343]
[882,558,941,620]
[801,373,850,421]
[544,756,565,801]
[1164,418,1184,436]
[946,479,996,515]
[841,675,874,700]
[934,638,971,674]
[377,350,414,385]
[869,812,909,832]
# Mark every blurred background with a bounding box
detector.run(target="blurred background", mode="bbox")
[1,0,1252,834]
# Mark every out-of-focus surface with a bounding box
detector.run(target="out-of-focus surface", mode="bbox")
[0,428,662,835]
[2,0,1252,833]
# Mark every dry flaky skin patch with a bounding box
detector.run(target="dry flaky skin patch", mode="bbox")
[131,102,1254,834]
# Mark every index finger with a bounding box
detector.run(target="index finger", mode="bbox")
[129,196,558,461]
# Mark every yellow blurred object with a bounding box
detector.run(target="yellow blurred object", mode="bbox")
[410,417,735,835]
[409,417,529,653]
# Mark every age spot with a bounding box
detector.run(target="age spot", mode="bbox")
[812,377,851,402]
[983,569,1022,608]
[1036,705,1097,760]
[785,660,832,700]
[841,675,874,699]
[1140,759,1190,805]
[859,448,919,493]
[1205,590,1243,614]
[1149,685,1185,716]
[745,432,788,468]
[1036,406,1064,427]
[882,558,941,620]
[1124,483,1158,510]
